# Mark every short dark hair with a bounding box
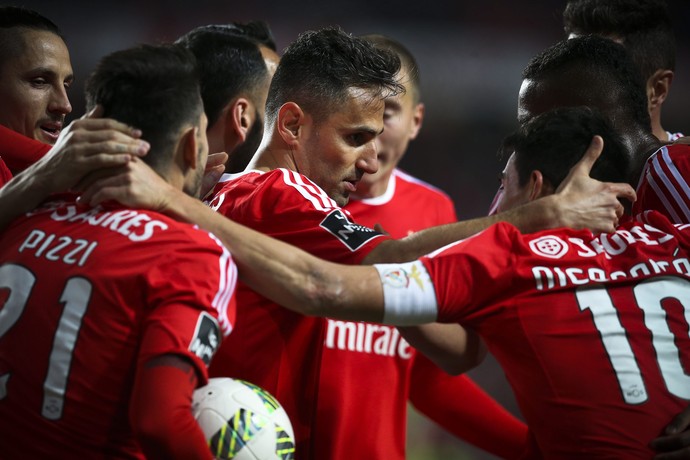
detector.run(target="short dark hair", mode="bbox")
[0,6,63,68]
[85,44,202,172]
[176,24,272,126]
[265,27,404,125]
[217,20,277,51]
[563,0,675,79]
[0,6,61,34]
[361,34,421,104]
[522,35,650,132]
[502,106,629,188]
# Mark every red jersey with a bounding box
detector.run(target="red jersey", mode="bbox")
[0,123,51,173]
[314,169,457,460]
[0,195,237,459]
[634,144,690,224]
[207,169,388,458]
[0,156,11,188]
[388,213,690,458]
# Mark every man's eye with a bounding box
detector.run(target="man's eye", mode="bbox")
[350,133,365,145]
[30,78,47,86]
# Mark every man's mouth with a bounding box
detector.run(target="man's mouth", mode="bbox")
[343,179,359,192]
[39,121,63,142]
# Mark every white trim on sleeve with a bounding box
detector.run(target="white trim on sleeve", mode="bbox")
[374,261,438,325]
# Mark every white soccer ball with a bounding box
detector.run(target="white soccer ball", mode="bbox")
[192,377,295,460]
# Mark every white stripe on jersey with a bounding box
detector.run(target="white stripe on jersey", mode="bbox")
[650,147,690,222]
[280,168,338,212]
[208,232,237,337]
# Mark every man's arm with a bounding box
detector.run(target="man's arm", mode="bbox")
[363,136,636,263]
[398,324,485,375]
[130,354,212,460]
[0,109,149,231]
[80,158,386,322]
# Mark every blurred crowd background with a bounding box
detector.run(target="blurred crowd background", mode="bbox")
[18,1,690,458]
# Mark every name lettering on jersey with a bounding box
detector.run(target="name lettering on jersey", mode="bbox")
[189,312,221,366]
[49,203,168,242]
[319,209,383,251]
[530,224,685,290]
[324,319,412,359]
[530,224,675,260]
[18,230,97,267]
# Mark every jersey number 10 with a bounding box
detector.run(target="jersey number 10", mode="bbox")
[576,276,690,404]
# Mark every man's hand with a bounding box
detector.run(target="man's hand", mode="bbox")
[650,404,690,459]
[78,157,176,212]
[549,135,636,233]
[200,152,228,200]
[36,106,150,194]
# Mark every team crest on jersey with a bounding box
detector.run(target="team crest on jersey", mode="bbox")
[189,312,221,365]
[320,209,383,251]
[529,235,569,259]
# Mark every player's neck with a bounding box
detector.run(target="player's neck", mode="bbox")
[246,145,293,173]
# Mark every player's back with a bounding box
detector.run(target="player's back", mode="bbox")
[424,213,690,458]
[0,195,233,459]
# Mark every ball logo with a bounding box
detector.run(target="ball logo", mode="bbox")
[529,235,569,259]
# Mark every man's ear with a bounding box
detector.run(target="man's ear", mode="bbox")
[276,102,306,145]
[648,69,674,110]
[409,102,425,140]
[229,98,255,143]
[181,125,200,170]
[528,170,551,201]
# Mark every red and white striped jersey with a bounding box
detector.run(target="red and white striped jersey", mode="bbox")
[207,169,389,459]
[635,144,690,223]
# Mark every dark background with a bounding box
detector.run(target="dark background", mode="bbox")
[16,1,690,458]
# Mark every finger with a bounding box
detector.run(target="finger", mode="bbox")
[79,173,131,205]
[73,163,130,191]
[69,117,143,138]
[83,105,103,119]
[77,137,150,157]
[606,183,637,203]
[573,135,604,174]
[205,152,228,170]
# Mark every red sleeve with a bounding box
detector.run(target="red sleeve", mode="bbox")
[634,145,690,224]
[130,356,212,460]
[409,353,529,459]
[0,124,51,173]
[0,157,12,188]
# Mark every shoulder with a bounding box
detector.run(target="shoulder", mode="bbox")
[212,168,341,215]
[394,169,454,201]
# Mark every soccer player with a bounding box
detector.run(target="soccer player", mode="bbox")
[319,33,528,459]
[0,44,236,459]
[0,6,73,151]
[563,0,683,142]
[515,35,690,225]
[240,106,690,458]
[176,22,280,174]
[203,27,631,458]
